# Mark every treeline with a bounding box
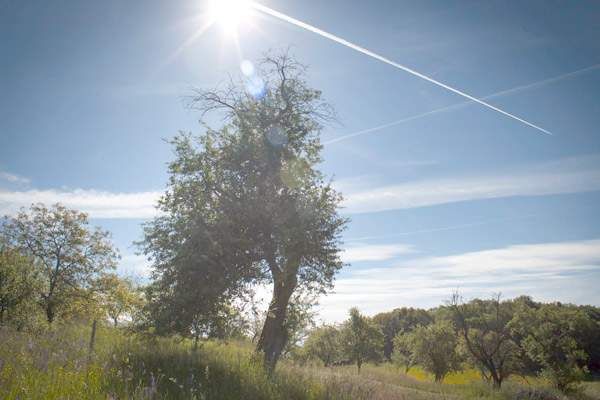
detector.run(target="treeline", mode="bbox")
[0,203,143,329]
[4,203,599,395]
[299,296,600,393]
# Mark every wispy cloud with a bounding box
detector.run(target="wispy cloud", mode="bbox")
[344,215,536,242]
[0,172,30,185]
[339,155,600,213]
[341,243,416,263]
[0,188,161,218]
[324,64,600,144]
[319,239,600,322]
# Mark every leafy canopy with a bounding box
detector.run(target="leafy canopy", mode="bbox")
[3,203,119,324]
[138,51,347,373]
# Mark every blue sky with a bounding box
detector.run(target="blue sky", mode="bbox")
[1,0,599,322]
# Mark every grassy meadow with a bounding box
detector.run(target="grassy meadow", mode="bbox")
[1,322,598,400]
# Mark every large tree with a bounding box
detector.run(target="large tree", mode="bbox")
[3,203,120,323]
[139,50,347,374]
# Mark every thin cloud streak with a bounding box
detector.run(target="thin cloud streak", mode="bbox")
[324,64,600,144]
[344,214,536,242]
[251,2,552,135]
[0,188,161,218]
[340,158,600,213]
[341,243,416,263]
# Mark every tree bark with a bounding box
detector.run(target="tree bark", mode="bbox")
[256,269,297,376]
[46,305,54,324]
[492,374,502,389]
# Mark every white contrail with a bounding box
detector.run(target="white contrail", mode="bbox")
[324,64,600,144]
[250,2,553,135]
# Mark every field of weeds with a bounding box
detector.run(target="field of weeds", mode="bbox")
[1,323,598,400]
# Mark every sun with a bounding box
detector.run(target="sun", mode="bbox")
[208,0,254,36]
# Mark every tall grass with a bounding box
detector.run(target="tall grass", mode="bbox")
[1,323,598,400]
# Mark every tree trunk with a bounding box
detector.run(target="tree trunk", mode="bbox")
[256,270,297,376]
[46,305,54,324]
[492,375,502,389]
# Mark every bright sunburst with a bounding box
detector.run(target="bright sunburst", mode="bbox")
[208,0,253,36]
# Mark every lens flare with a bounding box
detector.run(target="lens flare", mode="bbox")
[267,125,287,147]
[246,76,266,98]
[240,60,255,77]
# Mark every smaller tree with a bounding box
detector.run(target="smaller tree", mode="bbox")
[0,235,42,328]
[303,323,342,367]
[515,303,591,393]
[96,273,143,327]
[3,203,120,323]
[282,292,319,358]
[373,307,433,361]
[408,321,461,383]
[446,292,521,388]
[341,307,383,372]
[391,332,416,374]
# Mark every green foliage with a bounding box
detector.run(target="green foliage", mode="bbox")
[138,50,347,373]
[302,323,343,366]
[2,203,120,324]
[578,305,600,375]
[3,319,599,400]
[341,308,384,372]
[282,291,320,357]
[391,331,416,373]
[404,321,461,383]
[372,307,433,361]
[447,292,522,388]
[96,273,144,327]
[515,302,592,393]
[0,235,43,328]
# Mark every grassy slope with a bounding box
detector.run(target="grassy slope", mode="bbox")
[1,323,598,400]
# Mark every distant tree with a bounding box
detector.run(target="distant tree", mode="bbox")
[303,323,343,367]
[446,292,521,388]
[391,331,416,374]
[138,50,347,375]
[577,304,600,374]
[408,321,461,383]
[0,234,41,327]
[514,302,592,393]
[342,307,384,372]
[96,273,143,327]
[373,307,433,361]
[282,292,319,358]
[3,203,120,323]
